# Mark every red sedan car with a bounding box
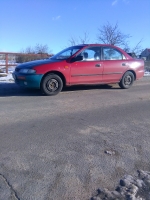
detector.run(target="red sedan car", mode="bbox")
[13,44,144,95]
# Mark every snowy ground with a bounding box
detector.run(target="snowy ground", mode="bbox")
[91,170,150,200]
[144,71,150,76]
[0,66,15,82]
[0,73,14,82]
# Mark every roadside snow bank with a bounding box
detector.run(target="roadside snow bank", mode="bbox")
[0,65,15,82]
[92,170,150,200]
[144,71,150,76]
[0,73,14,82]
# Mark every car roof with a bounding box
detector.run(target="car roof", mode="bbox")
[74,44,120,48]
[74,43,114,47]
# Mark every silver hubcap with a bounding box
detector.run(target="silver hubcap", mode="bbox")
[46,79,58,92]
[124,75,132,85]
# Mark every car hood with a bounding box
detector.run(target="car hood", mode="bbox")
[16,59,61,69]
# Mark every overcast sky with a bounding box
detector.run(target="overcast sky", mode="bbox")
[0,0,150,54]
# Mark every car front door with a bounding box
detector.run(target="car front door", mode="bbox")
[70,47,103,84]
[102,47,128,83]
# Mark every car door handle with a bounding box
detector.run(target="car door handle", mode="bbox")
[122,63,127,66]
[95,64,101,67]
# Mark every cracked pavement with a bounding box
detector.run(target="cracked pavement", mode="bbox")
[0,77,150,200]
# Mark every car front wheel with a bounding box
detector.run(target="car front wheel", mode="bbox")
[119,71,134,89]
[41,74,63,96]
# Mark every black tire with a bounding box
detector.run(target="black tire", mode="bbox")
[119,71,134,89]
[41,74,63,96]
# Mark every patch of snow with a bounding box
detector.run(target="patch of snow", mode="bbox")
[144,71,150,76]
[0,73,14,82]
[91,170,150,200]
[0,66,15,82]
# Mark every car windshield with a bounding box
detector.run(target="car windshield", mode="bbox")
[50,46,84,60]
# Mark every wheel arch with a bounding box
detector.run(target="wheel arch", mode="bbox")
[40,71,66,87]
[122,70,136,80]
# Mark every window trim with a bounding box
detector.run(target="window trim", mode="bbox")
[102,47,125,61]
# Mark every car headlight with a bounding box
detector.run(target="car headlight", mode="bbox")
[19,69,36,74]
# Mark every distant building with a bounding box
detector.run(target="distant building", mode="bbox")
[140,48,150,61]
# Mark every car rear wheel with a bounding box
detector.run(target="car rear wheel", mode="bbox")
[119,71,134,89]
[41,74,63,96]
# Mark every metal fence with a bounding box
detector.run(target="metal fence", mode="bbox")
[0,52,52,73]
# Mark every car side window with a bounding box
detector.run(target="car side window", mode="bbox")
[79,47,101,61]
[102,47,124,60]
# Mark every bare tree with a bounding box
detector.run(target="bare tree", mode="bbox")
[16,44,51,63]
[97,22,131,47]
[130,39,143,55]
[97,22,143,56]
[34,44,49,54]
[122,39,143,56]
[68,32,90,46]
[25,46,35,54]
[79,32,90,44]
[69,37,78,46]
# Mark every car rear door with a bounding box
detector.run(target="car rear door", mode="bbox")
[102,47,128,82]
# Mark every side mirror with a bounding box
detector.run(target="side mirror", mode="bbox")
[71,55,83,62]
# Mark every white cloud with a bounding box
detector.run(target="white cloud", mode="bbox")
[112,0,130,6]
[112,0,118,6]
[123,0,130,4]
[52,15,61,21]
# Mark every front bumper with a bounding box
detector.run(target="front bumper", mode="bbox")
[12,72,43,88]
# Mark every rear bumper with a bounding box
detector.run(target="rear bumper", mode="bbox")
[136,69,144,80]
[12,73,43,88]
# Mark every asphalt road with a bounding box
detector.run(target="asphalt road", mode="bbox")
[0,77,150,200]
